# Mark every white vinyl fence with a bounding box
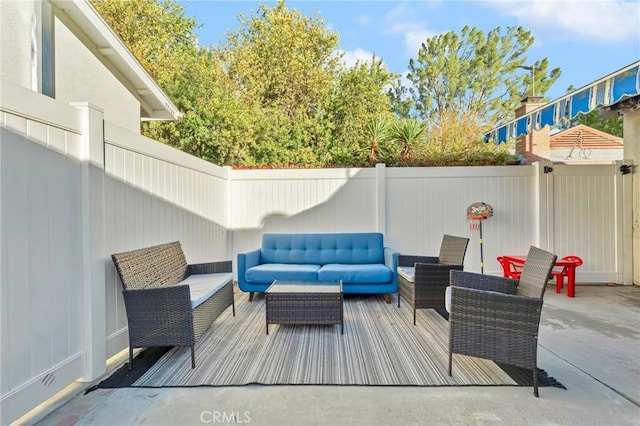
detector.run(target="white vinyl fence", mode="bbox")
[103,123,230,359]
[0,82,634,424]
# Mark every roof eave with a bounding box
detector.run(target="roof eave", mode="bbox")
[51,0,181,121]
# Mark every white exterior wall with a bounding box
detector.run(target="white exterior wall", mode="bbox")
[0,1,142,132]
[0,0,34,89]
[55,19,140,133]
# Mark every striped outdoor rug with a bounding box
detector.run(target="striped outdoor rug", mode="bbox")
[132,292,519,387]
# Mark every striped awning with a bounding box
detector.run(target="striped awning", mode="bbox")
[486,61,640,144]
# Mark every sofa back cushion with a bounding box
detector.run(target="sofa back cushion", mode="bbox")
[111,241,188,290]
[261,233,385,265]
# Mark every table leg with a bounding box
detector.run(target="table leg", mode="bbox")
[555,274,564,293]
[567,267,576,298]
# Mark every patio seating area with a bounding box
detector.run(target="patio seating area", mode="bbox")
[3,4,638,423]
[31,284,640,425]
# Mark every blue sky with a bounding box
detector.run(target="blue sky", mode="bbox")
[178,0,640,101]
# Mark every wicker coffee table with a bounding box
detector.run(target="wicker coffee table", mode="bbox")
[265,280,344,335]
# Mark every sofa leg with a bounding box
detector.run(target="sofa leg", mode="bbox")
[128,346,133,371]
[383,294,391,304]
[249,292,254,301]
[191,346,196,369]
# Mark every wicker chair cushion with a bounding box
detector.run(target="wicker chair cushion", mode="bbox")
[181,272,234,309]
[397,266,415,282]
[445,286,505,313]
[445,286,451,312]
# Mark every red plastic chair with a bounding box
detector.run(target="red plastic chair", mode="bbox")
[497,256,523,279]
[551,255,583,294]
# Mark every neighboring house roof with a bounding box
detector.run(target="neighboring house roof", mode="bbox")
[51,0,180,121]
[485,61,640,144]
[550,125,623,150]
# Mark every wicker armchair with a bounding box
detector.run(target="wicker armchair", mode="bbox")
[111,242,234,370]
[398,234,469,324]
[447,246,557,397]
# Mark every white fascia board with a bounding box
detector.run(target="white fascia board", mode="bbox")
[51,0,181,121]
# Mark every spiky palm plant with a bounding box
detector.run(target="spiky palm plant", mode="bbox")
[364,116,392,166]
[393,118,427,165]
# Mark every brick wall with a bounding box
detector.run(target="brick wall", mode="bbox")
[515,97,549,164]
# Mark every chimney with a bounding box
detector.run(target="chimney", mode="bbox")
[515,97,550,164]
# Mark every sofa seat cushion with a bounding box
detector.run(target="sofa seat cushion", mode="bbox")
[318,264,392,284]
[397,266,415,283]
[245,263,321,283]
[180,272,233,309]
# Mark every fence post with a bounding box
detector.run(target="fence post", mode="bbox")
[616,159,634,284]
[535,161,554,252]
[71,102,106,382]
[376,163,386,234]
[224,165,233,262]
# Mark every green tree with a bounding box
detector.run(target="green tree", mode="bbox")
[387,78,415,119]
[406,25,561,127]
[218,0,342,166]
[327,57,396,166]
[571,110,623,136]
[94,0,524,168]
[92,0,253,165]
[91,0,198,90]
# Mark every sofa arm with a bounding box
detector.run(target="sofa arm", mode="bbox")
[237,249,261,289]
[384,247,399,281]
[122,285,195,347]
[188,260,232,275]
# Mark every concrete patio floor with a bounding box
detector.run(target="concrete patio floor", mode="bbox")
[25,285,640,425]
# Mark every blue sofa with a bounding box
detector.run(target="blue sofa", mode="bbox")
[237,233,399,303]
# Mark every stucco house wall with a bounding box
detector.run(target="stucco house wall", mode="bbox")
[0,1,33,89]
[0,0,178,133]
[55,17,140,132]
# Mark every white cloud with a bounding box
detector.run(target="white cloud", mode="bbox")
[384,3,441,55]
[356,14,372,26]
[404,26,438,54]
[484,0,640,43]
[340,48,377,68]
